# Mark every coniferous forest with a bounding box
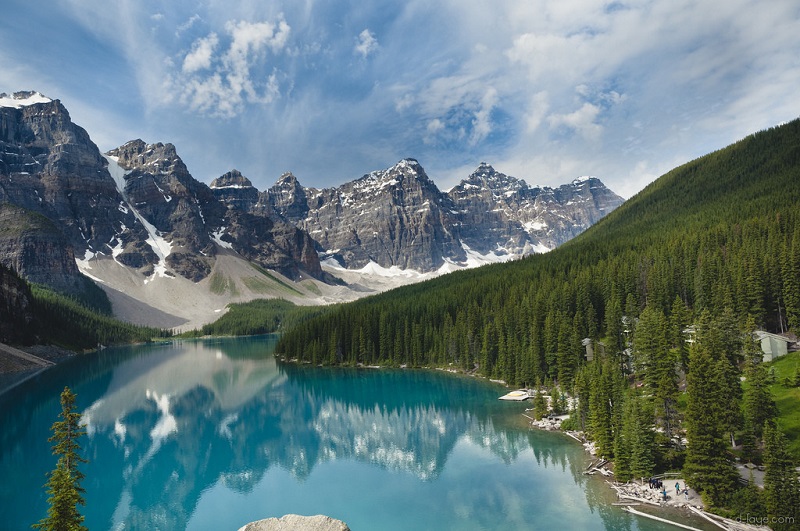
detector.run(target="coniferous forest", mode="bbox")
[276,120,800,520]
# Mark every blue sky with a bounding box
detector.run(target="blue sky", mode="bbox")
[2,0,799,198]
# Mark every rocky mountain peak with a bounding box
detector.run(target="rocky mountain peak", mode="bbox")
[0,91,53,108]
[211,169,259,213]
[457,163,527,195]
[268,172,308,223]
[107,139,187,177]
[276,171,300,186]
[210,169,253,189]
[384,158,428,181]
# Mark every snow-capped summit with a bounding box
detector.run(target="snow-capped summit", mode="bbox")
[264,160,624,272]
[0,91,52,108]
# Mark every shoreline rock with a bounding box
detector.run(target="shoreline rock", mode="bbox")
[238,514,350,531]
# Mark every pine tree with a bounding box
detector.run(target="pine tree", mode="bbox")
[33,386,88,531]
[683,341,739,508]
[626,393,656,481]
[742,356,777,441]
[532,389,549,420]
[762,423,800,530]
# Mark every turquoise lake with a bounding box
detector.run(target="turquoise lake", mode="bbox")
[0,336,706,530]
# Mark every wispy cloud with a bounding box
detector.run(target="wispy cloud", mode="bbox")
[354,29,378,58]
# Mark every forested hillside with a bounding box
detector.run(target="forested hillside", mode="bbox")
[277,119,800,380]
[0,262,169,351]
[275,119,800,519]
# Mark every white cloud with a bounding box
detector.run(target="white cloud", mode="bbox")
[355,29,379,58]
[548,102,602,140]
[176,14,202,37]
[182,33,218,74]
[170,17,292,117]
[469,87,497,146]
[524,91,549,133]
[225,19,291,57]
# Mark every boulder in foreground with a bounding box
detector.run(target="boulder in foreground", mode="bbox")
[238,514,350,531]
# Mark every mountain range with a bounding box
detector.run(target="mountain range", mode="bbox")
[0,91,622,329]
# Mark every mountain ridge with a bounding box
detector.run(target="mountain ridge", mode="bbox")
[263,158,623,272]
[0,90,624,329]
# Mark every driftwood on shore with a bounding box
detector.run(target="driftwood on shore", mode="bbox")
[623,506,703,531]
[607,482,661,506]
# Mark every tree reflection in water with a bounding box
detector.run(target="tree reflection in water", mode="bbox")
[0,337,662,531]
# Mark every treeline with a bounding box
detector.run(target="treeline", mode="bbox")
[181,298,335,337]
[30,285,169,350]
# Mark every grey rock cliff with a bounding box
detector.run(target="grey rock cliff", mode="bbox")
[274,159,465,270]
[0,94,147,293]
[109,141,326,282]
[210,169,260,212]
[267,159,624,272]
[106,139,222,281]
[449,163,624,254]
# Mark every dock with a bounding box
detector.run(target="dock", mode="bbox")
[498,389,531,401]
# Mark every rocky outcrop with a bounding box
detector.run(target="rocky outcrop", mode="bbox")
[0,93,146,278]
[267,160,624,272]
[449,163,624,254]
[270,159,465,270]
[238,515,350,531]
[106,139,222,281]
[0,202,85,295]
[210,169,260,212]
[221,208,324,280]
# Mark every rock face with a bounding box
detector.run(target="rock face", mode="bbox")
[238,515,350,531]
[0,93,145,294]
[106,139,222,281]
[210,169,260,212]
[271,159,464,270]
[267,160,624,271]
[449,163,624,254]
[0,92,326,294]
[105,140,326,282]
[0,202,84,294]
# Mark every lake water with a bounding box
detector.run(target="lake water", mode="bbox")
[0,336,698,530]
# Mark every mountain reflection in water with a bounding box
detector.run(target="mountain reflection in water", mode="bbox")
[0,337,679,531]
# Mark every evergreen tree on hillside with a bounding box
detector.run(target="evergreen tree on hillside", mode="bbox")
[762,422,800,530]
[784,227,800,332]
[683,339,739,508]
[742,355,777,442]
[33,387,88,531]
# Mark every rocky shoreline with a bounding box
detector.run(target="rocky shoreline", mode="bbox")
[525,413,770,531]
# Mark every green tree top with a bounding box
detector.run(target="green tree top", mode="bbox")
[33,386,88,531]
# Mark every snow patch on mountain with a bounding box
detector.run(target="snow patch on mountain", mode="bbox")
[0,91,52,108]
[104,155,173,281]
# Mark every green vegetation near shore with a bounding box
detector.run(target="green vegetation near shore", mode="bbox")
[31,285,169,350]
[768,351,800,458]
[181,298,335,338]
